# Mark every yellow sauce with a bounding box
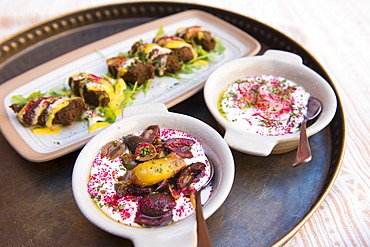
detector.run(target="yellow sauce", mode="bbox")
[45,99,71,127]
[116,67,128,79]
[109,94,126,116]
[89,121,109,133]
[193,60,208,66]
[85,80,114,101]
[163,40,198,59]
[17,100,32,121]
[218,87,228,120]
[114,78,126,94]
[31,125,62,135]
[144,43,158,53]
[177,26,206,41]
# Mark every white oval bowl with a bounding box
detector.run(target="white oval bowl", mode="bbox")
[72,103,235,247]
[204,49,337,156]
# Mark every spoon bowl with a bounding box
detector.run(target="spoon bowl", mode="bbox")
[292,96,322,167]
[196,155,215,247]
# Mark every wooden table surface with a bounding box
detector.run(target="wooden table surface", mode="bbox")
[0,0,369,246]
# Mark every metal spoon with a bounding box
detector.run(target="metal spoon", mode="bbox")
[196,155,215,247]
[292,96,322,167]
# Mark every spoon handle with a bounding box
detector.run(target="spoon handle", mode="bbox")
[292,119,312,167]
[196,190,212,247]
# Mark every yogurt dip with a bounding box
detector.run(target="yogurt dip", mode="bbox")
[219,75,310,136]
[88,127,212,227]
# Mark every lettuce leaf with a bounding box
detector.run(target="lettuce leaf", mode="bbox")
[142,80,151,95]
[26,91,43,101]
[119,81,139,108]
[118,51,130,57]
[11,95,27,105]
[156,26,165,37]
[104,108,116,123]
[44,84,64,97]
[214,38,225,54]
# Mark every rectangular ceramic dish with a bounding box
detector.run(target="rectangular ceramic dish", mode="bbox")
[0,10,260,162]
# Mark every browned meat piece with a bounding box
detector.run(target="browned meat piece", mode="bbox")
[9,103,24,113]
[129,41,182,76]
[80,85,110,107]
[176,26,216,51]
[68,73,114,107]
[107,56,127,77]
[9,97,51,127]
[10,96,87,127]
[153,35,196,62]
[123,61,155,85]
[129,40,146,58]
[45,97,87,126]
[175,46,194,62]
[198,36,216,52]
[164,54,182,74]
[107,56,155,85]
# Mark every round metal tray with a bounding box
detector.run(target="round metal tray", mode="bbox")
[0,2,345,247]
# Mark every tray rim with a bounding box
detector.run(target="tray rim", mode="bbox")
[0,2,346,247]
[0,9,261,163]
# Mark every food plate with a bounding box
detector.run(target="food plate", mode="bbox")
[72,103,235,247]
[0,10,260,162]
[204,50,337,156]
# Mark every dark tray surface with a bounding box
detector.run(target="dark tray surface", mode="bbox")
[0,2,345,247]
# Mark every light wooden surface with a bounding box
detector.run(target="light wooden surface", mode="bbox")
[1,0,369,246]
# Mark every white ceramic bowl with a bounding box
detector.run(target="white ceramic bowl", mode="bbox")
[204,49,337,156]
[72,103,234,247]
